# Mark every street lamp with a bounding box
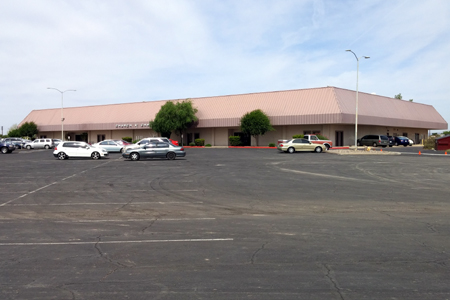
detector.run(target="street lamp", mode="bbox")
[346,50,369,149]
[47,88,76,141]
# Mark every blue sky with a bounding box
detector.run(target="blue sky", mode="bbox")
[1,0,449,134]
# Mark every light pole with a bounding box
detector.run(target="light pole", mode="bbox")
[346,50,369,149]
[47,88,76,141]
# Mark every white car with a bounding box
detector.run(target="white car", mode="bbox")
[24,138,54,149]
[53,141,108,160]
[123,137,176,152]
[408,138,414,146]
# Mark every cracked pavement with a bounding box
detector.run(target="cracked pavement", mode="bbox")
[0,148,449,299]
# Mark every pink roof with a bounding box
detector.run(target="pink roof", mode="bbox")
[20,86,447,131]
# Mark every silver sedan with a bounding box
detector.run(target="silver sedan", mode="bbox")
[122,142,186,161]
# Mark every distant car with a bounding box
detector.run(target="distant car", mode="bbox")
[387,136,395,147]
[52,139,62,146]
[122,142,186,161]
[169,139,179,146]
[277,138,325,153]
[123,137,178,152]
[394,136,410,147]
[357,135,389,147]
[53,141,108,160]
[0,141,16,154]
[92,140,126,153]
[2,137,24,149]
[24,138,54,149]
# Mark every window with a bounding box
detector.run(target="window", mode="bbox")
[157,143,169,148]
[402,133,408,137]
[97,135,105,142]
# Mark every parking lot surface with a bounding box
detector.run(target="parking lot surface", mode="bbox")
[1,148,449,299]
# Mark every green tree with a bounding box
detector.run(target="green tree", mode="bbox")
[443,131,450,135]
[149,101,177,138]
[19,122,38,138]
[7,124,20,137]
[239,109,274,146]
[149,99,198,146]
[394,93,402,99]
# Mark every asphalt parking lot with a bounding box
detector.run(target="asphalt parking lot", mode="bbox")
[1,148,449,299]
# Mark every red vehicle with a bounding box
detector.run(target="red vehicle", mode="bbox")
[169,139,179,146]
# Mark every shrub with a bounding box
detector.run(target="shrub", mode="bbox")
[195,138,205,146]
[132,139,139,144]
[317,134,328,140]
[268,143,276,147]
[205,144,212,147]
[122,137,132,142]
[423,136,436,149]
[229,136,241,146]
[189,142,196,146]
[292,134,304,138]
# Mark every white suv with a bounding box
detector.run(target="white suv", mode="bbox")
[53,142,108,160]
[24,139,54,149]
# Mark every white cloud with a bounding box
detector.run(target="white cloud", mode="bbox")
[0,0,449,133]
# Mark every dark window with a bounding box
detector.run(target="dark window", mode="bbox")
[157,143,169,148]
[139,140,150,145]
[380,136,388,140]
[293,139,303,143]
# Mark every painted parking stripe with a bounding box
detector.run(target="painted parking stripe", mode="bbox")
[54,218,216,223]
[0,238,234,246]
[4,201,204,206]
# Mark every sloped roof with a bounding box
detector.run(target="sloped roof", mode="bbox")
[20,86,447,131]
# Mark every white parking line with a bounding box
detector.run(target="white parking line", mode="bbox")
[53,218,216,223]
[4,201,204,206]
[0,238,234,246]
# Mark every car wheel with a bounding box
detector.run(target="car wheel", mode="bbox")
[166,152,176,160]
[395,142,398,146]
[314,146,323,153]
[357,142,361,146]
[325,144,330,150]
[120,148,123,153]
[57,152,66,160]
[288,147,295,154]
[44,145,50,149]
[1,147,8,154]
[91,152,101,159]
[130,152,140,161]
[26,145,31,149]
[373,142,377,147]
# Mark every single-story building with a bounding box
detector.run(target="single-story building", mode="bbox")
[20,86,448,146]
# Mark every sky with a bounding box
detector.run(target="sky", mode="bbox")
[1,0,449,134]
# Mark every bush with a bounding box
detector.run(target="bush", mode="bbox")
[189,142,196,146]
[317,134,328,140]
[132,139,139,144]
[195,138,205,146]
[229,136,241,146]
[122,137,132,142]
[268,143,276,147]
[292,134,304,138]
[423,136,436,149]
[205,144,212,147]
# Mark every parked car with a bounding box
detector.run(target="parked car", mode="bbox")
[52,139,62,146]
[24,138,54,149]
[277,138,325,153]
[53,141,108,160]
[92,140,127,153]
[0,141,16,154]
[1,137,25,149]
[123,137,178,152]
[387,136,395,147]
[357,135,389,147]
[394,136,410,147]
[122,142,186,161]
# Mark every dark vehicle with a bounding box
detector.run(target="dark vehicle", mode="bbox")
[1,137,24,149]
[122,142,186,161]
[0,141,16,154]
[394,136,410,147]
[387,136,395,147]
[357,135,390,147]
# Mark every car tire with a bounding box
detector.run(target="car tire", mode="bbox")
[120,148,123,153]
[45,145,50,149]
[325,144,330,150]
[130,152,140,161]
[166,152,176,160]
[57,152,66,160]
[395,142,398,146]
[357,141,361,146]
[91,152,101,159]
[1,147,8,154]
[288,147,295,154]
[373,142,377,147]
[314,146,323,153]
[26,145,31,149]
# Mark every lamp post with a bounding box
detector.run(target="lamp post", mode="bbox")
[346,50,369,149]
[47,88,76,141]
